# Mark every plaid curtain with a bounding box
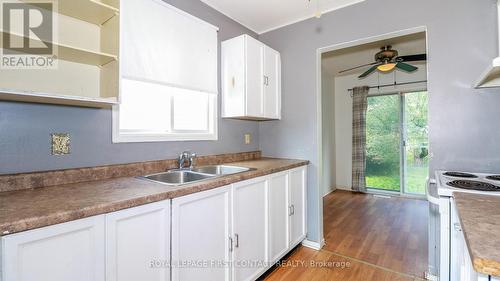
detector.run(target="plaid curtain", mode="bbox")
[351,86,369,192]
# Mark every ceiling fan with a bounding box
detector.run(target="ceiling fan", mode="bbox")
[338,45,427,79]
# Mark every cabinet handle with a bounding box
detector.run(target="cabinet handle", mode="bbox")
[454,223,462,232]
[235,234,239,248]
[231,77,235,88]
[291,204,295,215]
[229,236,234,252]
[263,75,267,86]
[288,205,292,216]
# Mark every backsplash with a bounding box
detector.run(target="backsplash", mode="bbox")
[0,151,261,192]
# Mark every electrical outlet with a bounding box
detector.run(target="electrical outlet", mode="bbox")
[51,133,70,155]
[244,133,251,144]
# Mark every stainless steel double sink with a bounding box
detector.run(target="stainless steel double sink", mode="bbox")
[139,165,252,186]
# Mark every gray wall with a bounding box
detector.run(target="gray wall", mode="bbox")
[259,0,500,243]
[321,66,336,196]
[0,0,259,174]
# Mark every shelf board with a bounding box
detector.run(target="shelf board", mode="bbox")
[0,89,118,108]
[22,0,119,25]
[1,31,117,66]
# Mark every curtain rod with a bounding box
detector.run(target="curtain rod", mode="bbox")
[347,80,427,92]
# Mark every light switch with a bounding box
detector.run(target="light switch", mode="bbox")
[244,133,251,144]
[51,133,70,155]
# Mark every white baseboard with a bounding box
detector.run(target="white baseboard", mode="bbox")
[301,238,325,250]
[323,188,336,197]
[336,185,351,191]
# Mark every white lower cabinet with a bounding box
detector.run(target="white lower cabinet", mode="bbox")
[232,177,268,281]
[289,167,307,246]
[106,201,170,281]
[1,166,307,281]
[450,199,498,281]
[268,171,290,263]
[1,215,106,281]
[171,166,307,281]
[171,185,232,281]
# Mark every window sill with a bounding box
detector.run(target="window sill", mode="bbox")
[112,132,218,143]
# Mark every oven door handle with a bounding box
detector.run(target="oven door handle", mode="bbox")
[426,178,441,206]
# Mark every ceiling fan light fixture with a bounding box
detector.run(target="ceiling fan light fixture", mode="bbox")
[377,62,396,72]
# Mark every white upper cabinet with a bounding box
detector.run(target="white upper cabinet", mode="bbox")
[222,34,281,121]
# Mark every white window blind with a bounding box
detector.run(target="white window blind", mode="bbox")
[114,0,219,142]
[121,0,218,94]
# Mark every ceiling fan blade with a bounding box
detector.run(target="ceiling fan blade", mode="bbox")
[396,54,427,62]
[358,65,379,78]
[339,62,378,74]
[396,62,418,72]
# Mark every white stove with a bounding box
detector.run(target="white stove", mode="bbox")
[435,170,500,197]
[428,170,500,281]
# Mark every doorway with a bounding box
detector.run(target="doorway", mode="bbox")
[316,28,430,278]
[366,91,428,195]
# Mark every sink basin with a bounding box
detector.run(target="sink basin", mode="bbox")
[139,165,252,186]
[191,165,251,175]
[141,170,215,186]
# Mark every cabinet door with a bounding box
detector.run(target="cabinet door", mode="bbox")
[268,171,290,263]
[263,46,281,119]
[172,186,232,281]
[106,201,170,281]
[221,36,246,117]
[232,177,268,281]
[245,35,264,117]
[1,216,105,281]
[289,167,307,247]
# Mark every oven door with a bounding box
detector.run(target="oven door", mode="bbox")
[427,178,450,281]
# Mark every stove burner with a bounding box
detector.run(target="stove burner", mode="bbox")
[486,175,500,181]
[443,172,478,178]
[448,180,500,191]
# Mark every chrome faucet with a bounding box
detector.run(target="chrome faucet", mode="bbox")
[178,151,196,169]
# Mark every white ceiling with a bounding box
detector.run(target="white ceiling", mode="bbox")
[322,32,427,76]
[200,0,365,34]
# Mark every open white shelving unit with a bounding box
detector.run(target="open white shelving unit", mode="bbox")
[0,0,120,108]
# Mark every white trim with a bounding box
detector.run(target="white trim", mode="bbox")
[201,0,365,35]
[317,26,427,54]
[316,26,429,254]
[322,188,336,197]
[301,238,325,250]
[315,48,325,255]
[258,0,365,34]
[199,1,257,34]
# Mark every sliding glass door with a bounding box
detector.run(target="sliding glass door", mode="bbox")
[365,94,402,192]
[365,91,428,195]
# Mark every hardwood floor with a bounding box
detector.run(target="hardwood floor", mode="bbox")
[264,190,428,281]
[263,247,422,281]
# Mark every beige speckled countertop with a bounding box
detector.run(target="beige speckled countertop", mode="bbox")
[0,158,308,236]
[453,192,500,277]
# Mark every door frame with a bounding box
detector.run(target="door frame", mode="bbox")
[315,26,429,243]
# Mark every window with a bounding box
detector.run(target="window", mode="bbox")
[113,0,218,142]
